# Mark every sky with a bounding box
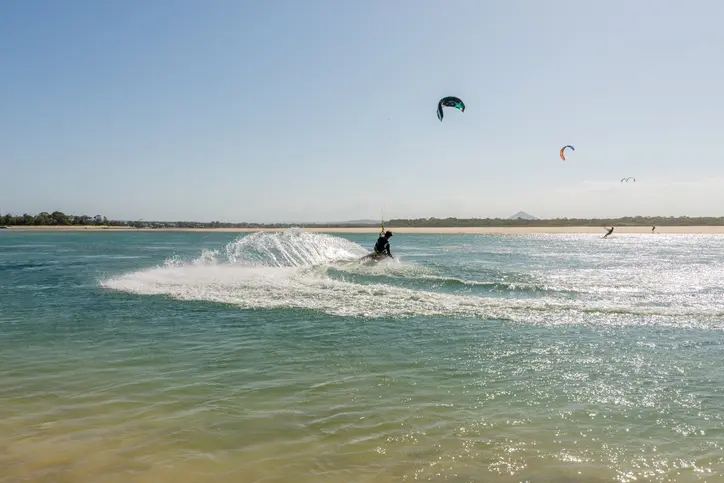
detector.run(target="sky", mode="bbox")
[2,0,724,222]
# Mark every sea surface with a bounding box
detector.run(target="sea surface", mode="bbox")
[1,229,724,483]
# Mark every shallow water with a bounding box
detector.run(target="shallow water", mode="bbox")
[1,229,723,482]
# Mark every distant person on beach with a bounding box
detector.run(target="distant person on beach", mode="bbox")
[652,226,656,233]
[603,226,614,239]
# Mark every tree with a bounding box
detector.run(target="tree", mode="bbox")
[51,211,69,225]
[35,212,51,225]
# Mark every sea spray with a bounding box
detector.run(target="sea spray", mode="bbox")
[101,230,724,325]
[224,229,368,267]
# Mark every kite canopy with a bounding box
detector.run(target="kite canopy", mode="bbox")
[621,177,636,183]
[559,145,574,161]
[437,96,465,121]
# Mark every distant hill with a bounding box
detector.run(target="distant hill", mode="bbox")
[508,211,538,220]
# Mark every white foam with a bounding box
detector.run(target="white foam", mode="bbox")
[100,231,724,327]
[224,229,368,267]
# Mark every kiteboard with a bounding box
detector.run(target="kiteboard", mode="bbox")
[359,252,390,262]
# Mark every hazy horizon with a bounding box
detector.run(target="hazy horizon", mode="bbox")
[2,1,723,222]
[3,209,724,225]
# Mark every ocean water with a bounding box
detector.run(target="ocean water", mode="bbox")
[1,229,724,483]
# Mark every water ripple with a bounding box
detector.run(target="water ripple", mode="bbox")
[3,231,724,482]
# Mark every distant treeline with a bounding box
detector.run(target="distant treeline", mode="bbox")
[385,216,724,227]
[3,212,724,228]
[2,211,111,226]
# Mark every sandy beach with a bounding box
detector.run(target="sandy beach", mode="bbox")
[4,225,724,234]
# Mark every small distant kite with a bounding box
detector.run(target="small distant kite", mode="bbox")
[621,177,636,183]
[437,96,465,121]
[560,145,574,161]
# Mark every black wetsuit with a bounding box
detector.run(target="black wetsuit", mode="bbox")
[603,227,614,238]
[374,236,392,257]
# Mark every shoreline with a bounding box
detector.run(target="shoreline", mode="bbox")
[3,225,724,234]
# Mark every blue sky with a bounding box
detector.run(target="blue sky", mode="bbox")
[2,0,723,222]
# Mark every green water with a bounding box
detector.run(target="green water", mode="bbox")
[1,230,723,482]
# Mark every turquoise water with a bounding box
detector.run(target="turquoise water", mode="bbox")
[1,229,724,482]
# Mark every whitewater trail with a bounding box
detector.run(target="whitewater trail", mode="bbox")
[101,230,724,326]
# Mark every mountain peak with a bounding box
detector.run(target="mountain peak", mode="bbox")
[508,211,538,220]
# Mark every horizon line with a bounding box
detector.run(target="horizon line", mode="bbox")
[4,212,724,226]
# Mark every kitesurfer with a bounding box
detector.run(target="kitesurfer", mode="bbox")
[373,231,394,258]
[603,226,614,239]
[652,226,656,233]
